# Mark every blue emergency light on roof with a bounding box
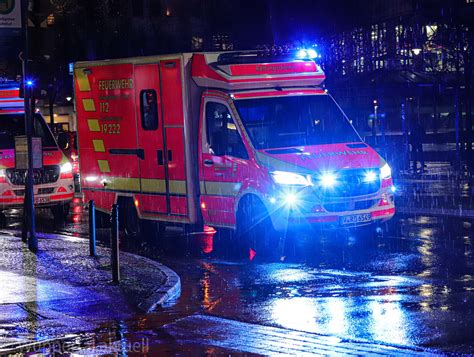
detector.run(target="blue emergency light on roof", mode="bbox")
[26,80,34,87]
[296,48,321,60]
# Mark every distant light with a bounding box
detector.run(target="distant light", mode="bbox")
[296,49,307,59]
[26,80,33,87]
[66,96,72,102]
[364,171,378,183]
[391,185,397,193]
[269,197,277,204]
[373,99,378,105]
[201,202,206,209]
[134,199,139,207]
[412,48,422,56]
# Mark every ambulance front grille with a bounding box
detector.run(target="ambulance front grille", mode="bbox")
[323,199,379,213]
[315,169,380,198]
[6,166,60,186]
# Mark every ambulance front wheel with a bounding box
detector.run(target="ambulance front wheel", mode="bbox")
[51,203,70,223]
[236,195,279,259]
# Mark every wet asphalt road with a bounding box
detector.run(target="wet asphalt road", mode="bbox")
[2,197,474,354]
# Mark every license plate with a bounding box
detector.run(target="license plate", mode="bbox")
[340,213,372,226]
[34,197,50,205]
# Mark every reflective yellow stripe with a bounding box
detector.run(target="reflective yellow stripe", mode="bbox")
[88,119,100,132]
[93,139,105,152]
[97,160,110,173]
[74,69,91,92]
[105,177,140,191]
[169,180,187,195]
[141,178,166,193]
[141,178,187,195]
[255,151,313,175]
[83,99,96,112]
[202,181,241,196]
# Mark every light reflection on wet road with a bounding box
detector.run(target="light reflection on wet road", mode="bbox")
[2,200,474,353]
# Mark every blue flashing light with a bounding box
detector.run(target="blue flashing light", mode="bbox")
[319,172,337,188]
[26,80,34,87]
[307,49,318,59]
[284,193,299,206]
[296,49,307,59]
[391,185,397,193]
[296,48,321,60]
[364,171,378,183]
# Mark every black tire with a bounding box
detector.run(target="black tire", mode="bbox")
[51,203,70,223]
[236,196,279,259]
[121,200,141,239]
[95,209,111,228]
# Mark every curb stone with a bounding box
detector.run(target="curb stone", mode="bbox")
[129,254,182,313]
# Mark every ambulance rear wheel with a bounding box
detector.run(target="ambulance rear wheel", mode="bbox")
[121,200,141,239]
[236,196,278,259]
[51,203,70,223]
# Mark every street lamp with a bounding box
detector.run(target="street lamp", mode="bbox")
[412,48,422,56]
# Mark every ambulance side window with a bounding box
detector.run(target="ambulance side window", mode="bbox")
[205,102,248,160]
[140,90,158,130]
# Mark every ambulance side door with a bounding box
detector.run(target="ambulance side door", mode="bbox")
[200,98,250,227]
[134,64,168,216]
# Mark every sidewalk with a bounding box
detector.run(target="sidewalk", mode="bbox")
[394,162,474,218]
[0,232,180,354]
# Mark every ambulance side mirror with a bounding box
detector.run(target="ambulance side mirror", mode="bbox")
[57,133,70,151]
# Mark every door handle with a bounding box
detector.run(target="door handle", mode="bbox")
[157,150,164,165]
[204,159,214,167]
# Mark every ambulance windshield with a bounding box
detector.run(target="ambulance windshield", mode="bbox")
[0,113,57,150]
[235,95,361,150]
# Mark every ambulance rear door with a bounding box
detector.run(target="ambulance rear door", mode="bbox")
[134,57,189,221]
[134,63,167,217]
[75,63,140,209]
[159,57,189,219]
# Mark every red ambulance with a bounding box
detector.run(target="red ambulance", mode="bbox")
[0,85,74,223]
[74,51,395,246]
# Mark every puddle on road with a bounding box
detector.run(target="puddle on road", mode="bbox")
[3,206,474,354]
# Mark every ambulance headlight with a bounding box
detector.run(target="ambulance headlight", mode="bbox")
[318,172,338,188]
[60,162,73,174]
[380,163,392,180]
[270,171,312,186]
